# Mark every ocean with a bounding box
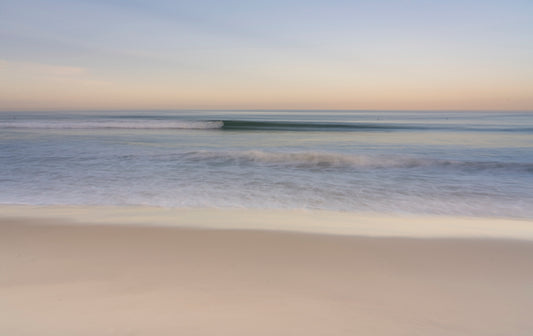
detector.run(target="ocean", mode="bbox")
[1,110,532,218]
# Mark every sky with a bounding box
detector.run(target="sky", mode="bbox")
[0,0,532,111]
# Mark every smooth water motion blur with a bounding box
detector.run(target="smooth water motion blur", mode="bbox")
[1,110,532,218]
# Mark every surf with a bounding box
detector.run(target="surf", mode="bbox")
[179,150,533,172]
[0,120,224,129]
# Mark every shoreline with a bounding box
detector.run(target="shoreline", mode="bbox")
[1,204,533,240]
[2,214,533,335]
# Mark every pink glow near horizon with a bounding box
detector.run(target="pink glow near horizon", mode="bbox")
[1,1,532,111]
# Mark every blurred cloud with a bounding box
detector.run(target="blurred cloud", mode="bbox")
[0,59,87,77]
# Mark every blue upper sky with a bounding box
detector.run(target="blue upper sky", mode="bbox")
[1,0,532,110]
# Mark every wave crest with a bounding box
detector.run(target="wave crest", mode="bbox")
[0,120,224,129]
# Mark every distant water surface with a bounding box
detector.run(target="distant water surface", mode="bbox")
[1,110,531,218]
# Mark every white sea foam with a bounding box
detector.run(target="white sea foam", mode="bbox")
[181,150,532,171]
[184,150,427,167]
[0,120,224,129]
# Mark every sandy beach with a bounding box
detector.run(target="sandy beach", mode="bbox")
[3,0,533,333]
[1,207,533,335]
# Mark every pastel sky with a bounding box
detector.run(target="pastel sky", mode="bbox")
[1,0,532,111]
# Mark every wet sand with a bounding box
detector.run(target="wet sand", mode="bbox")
[1,208,533,335]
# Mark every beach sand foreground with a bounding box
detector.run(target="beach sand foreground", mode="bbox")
[1,208,533,335]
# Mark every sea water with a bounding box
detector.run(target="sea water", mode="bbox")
[0,110,532,218]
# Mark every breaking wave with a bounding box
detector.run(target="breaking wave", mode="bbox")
[0,119,417,131]
[3,118,532,133]
[0,120,224,129]
[180,150,533,172]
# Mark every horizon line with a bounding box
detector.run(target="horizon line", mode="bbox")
[1,108,532,113]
